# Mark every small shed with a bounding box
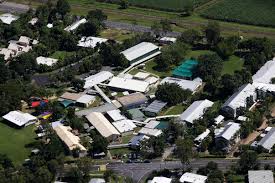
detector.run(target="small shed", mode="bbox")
[144,100,167,117]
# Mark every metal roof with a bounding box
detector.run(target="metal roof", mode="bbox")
[151,177,172,183]
[78,36,108,48]
[106,109,126,121]
[160,77,202,93]
[84,71,114,89]
[2,111,37,127]
[144,100,167,114]
[64,18,87,32]
[180,99,214,124]
[117,92,148,108]
[139,127,162,137]
[0,13,19,24]
[108,77,150,93]
[36,56,58,66]
[258,127,275,151]
[112,119,137,133]
[248,170,274,183]
[216,122,240,141]
[121,42,159,61]
[252,59,275,84]
[180,172,207,183]
[76,94,96,104]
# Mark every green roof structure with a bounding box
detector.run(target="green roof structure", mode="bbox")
[172,59,198,78]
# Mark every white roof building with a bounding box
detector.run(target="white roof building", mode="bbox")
[47,23,53,28]
[84,71,114,89]
[28,17,38,25]
[78,36,108,48]
[121,42,160,63]
[160,37,177,43]
[257,127,275,152]
[53,124,86,151]
[0,13,19,24]
[64,18,87,32]
[145,120,160,129]
[112,120,137,133]
[180,172,207,183]
[253,82,275,93]
[145,76,159,85]
[214,115,224,125]
[86,112,120,139]
[180,99,214,124]
[194,129,210,142]
[76,95,96,105]
[150,177,172,183]
[134,72,150,80]
[160,77,202,94]
[222,84,256,117]
[106,109,126,121]
[215,122,240,141]
[2,111,37,127]
[36,56,58,66]
[139,127,162,137]
[0,48,15,60]
[108,77,150,93]
[252,59,275,84]
[248,170,274,183]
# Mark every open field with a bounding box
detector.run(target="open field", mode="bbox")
[100,29,136,41]
[221,56,244,75]
[0,121,36,165]
[201,0,275,27]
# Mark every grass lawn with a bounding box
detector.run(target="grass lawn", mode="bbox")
[144,59,172,78]
[109,148,132,156]
[100,29,136,41]
[186,50,215,59]
[0,121,36,165]
[222,56,244,75]
[50,51,75,60]
[164,104,187,115]
[121,134,134,144]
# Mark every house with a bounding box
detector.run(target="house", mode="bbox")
[53,124,87,155]
[78,36,108,48]
[36,56,58,66]
[0,13,19,24]
[159,37,177,44]
[160,77,202,94]
[129,134,149,149]
[194,129,210,145]
[134,72,150,80]
[0,48,15,60]
[121,42,161,64]
[257,127,275,152]
[112,119,137,135]
[180,99,214,124]
[248,170,274,183]
[144,120,160,129]
[88,178,106,183]
[214,115,224,125]
[84,71,114,89]
[106,109,126,122]
[222,84,256,118]
[2,111,37,127]
[127,108,146,121]
[76,95,96,108]
[215,122,241,152]
[108,77,150,93]
[149,177,172,183]
[86,112,120,141]
[143,100,167,117]
[117,92,148,109]
[252,59,275,84]
[64,18,87,32]
[139,127,162,137]
[180,172,207,183]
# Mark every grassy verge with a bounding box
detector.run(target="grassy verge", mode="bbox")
[164,104,187,115]
[0,121,36,165]
[222,56,244,75]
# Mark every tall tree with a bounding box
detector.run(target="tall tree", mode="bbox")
[56,0,70,18]
[204,21,221,46]
[175,138,194,167]
[179,29,201,45]
[237,150,258,173]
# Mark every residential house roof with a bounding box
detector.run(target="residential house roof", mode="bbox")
[214,115,224,125]
[106,109,126,121]
[257,127,275,151]
[150,177,172,183]
[60,92,83,101]
[78,36,108,48]
[160,77,202,93]
[144,120,160,129]
[194,129,210,142]
[180,172,207,183]
[215,122,240,141]
[144,100,167,114]
[0,13,19,24]
[112,119,137,133]
[117,92,148,107]
[134,72,150,80]
[76,95,96,104]
[180,99,214,124]
[36,56,58,66]
[139,127,162,137]
[84,71,114,89]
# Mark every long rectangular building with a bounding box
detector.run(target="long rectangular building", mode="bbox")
[86,112,120,141]
[108,77,150,93]
[121,42,160,64]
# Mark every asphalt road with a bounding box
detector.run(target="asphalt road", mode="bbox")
[0,2,29,14]
[107,159,275,183]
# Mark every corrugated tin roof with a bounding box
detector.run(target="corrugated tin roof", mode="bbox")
[78,36,108,48]
[121,42,159,61]
[180,99,214,124]
[144,100,167,114]
[139,127,162,137]
[160,77,202,92]
[108,77,149,93]
[112,119,136,133]
[64,18,87,32]
[106,109,126,121]
[2,111,36,127]
[86,112,120,138]
[248,170,274,183]
[180,172,207,183]
[84,71,114,89]
[117,92,148,107]
[258,127,275,151]
[252,59,275,84]
[76,94,96,104]
[216,122,240,141]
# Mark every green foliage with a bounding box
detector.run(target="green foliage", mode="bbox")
[56,0,71,17]
[237,150,258,174]
[140,136,165,159]
[119,0,129,9]
[175,138,193,165]
[72,79,84,92]
[204,21,221,46]
[201,0,275,27]
[216,36,239,59]
[156,83,192,105]
[179,29,201,46]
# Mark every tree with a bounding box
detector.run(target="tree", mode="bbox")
[89,131,108,156]
[35,166,53,183]
[204,21,220,46]
[72,79,84,92]
[119,0,129,9]
[194,54,223,82]
[271,78,275,84]
[87,9,107,22]
[56,0,70,18]
[151,21,162,37]
[237,150,258,173]
[77,21,101,37]
[160,19,172,35]
[155,83,192,105]
[175,138,193,167]
[179,29,201,45]
[0,60,11,84]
